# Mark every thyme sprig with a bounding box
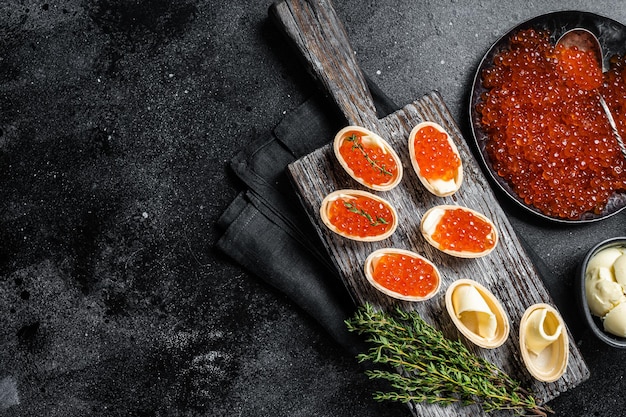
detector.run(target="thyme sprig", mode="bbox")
[346,303,552,416]
[346,134,393,176]
[343,201,388,226]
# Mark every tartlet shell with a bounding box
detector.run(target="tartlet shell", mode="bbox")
[319,189,398,242]
[364,248,441,302]
[445,279,510,349]
[333,125,403,191]
[420,205,498,258]
[519,303,569,383]
[408,121,463,197]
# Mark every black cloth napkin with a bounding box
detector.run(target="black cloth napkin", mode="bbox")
[216,78,397,354]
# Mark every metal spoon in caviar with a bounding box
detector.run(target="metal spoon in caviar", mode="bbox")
[557,28,626,160]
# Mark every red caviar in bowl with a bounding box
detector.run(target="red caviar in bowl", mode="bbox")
[477,28,626,220]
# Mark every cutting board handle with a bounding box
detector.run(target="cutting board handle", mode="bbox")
[269,0,380,130]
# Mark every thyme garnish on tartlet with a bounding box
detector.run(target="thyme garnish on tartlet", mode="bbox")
[343,201,388,227]
[346,303,552,416]
[347,134,393,176]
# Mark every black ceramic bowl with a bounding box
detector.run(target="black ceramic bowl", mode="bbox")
[469,11,626,224]
[578,237,626,348]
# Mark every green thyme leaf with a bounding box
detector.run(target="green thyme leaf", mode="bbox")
[343,201,388,226]
[346,303,552,417]
[346,134,393,176]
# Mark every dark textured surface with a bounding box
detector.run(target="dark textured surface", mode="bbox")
[0,1,625,416]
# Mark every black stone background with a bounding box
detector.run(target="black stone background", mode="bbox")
[0,1,625,416]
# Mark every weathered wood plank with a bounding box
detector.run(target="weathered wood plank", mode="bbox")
[271,0,589,415]
[287,93,589,412]
[269,0,381,129]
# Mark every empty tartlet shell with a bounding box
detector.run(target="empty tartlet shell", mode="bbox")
[420,205,498,258]
[408,121,463,197]
[445,279,510,349]
[364,248,442,302]
[519,303,569,383]
[319,189,398,242]
[333,125,403,191]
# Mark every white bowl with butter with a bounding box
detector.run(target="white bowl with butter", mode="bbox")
[579,237,626,349]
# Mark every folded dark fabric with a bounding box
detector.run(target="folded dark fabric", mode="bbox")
[217,190,365,352]
[216,84,398,354]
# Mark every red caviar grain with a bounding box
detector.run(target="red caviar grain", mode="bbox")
[327,195,393,238]
[413,125,461,181]
[338,131,399,187]
[477,28,626,219]
[372,253,438,297]
[432,208,495,253]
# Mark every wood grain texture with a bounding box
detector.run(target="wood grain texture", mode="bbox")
[271,0,590,415]
[269,0,381,130]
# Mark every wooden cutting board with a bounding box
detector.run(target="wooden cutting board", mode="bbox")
[269,1,589,415]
